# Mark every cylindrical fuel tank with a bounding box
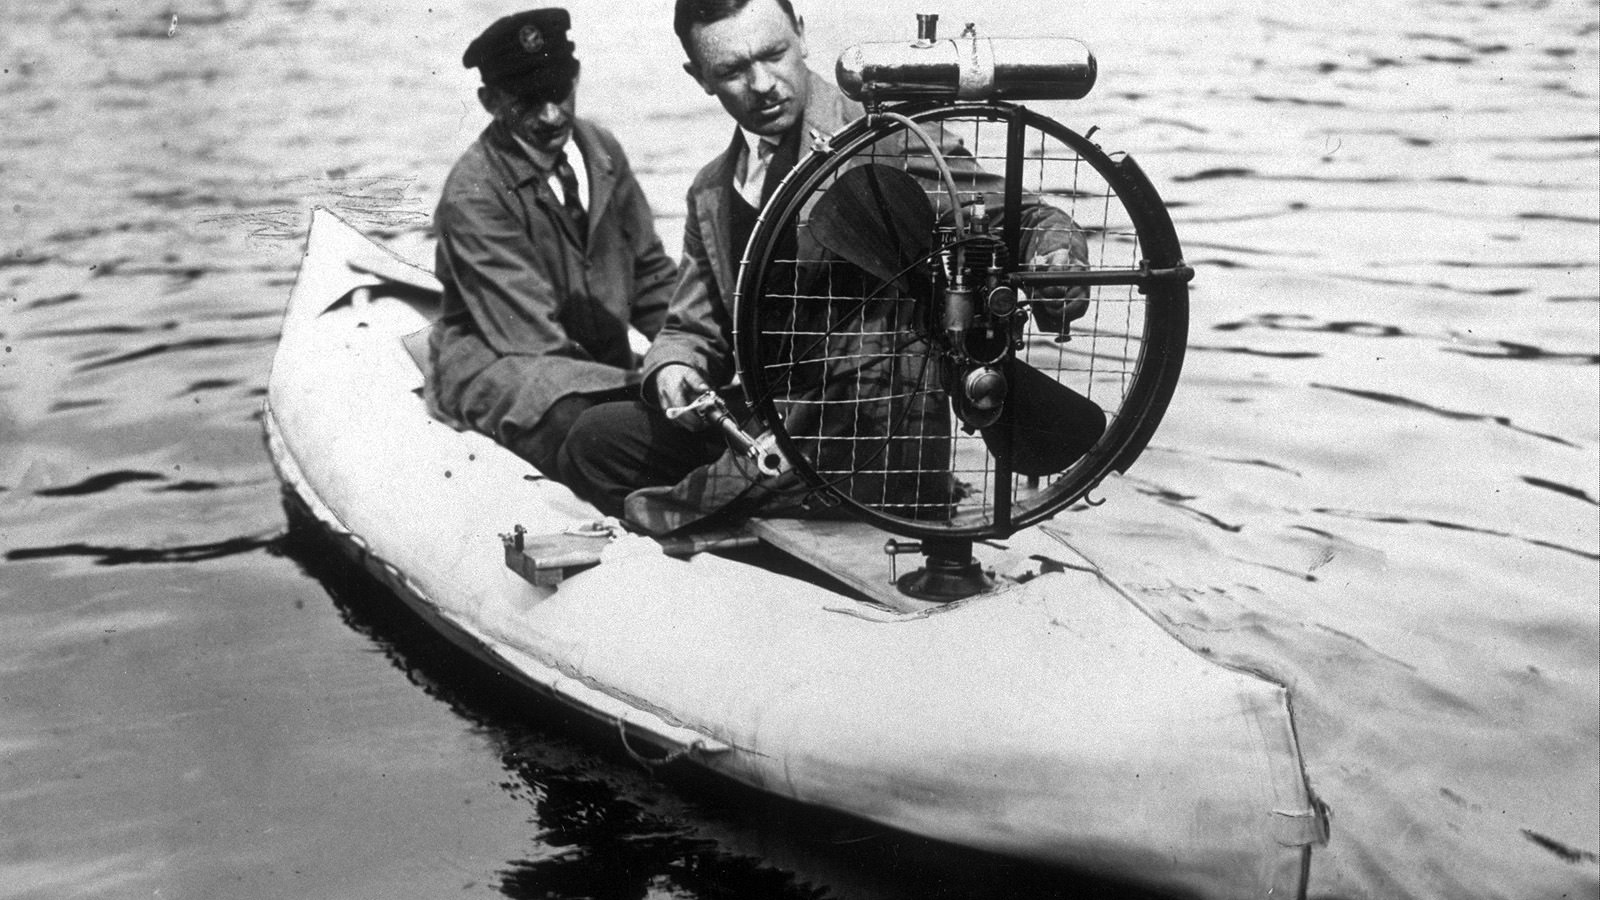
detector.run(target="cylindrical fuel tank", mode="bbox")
[836,33,1096,103]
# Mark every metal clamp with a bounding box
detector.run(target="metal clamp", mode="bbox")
[666,391,784,478]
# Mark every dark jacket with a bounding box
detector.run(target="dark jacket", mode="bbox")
[429,118,677,443]
[640,72,860,393]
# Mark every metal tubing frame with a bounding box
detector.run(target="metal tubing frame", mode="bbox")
[733,100,1190,541]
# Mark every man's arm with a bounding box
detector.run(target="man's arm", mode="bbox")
[1010,201,1092,331]
[892,130,1092,324]
[640,185,736,411]
[872,124,1087,269]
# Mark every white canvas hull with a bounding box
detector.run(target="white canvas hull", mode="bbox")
[264,208,1326,898]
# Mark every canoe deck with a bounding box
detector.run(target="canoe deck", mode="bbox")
[506,515,1059,614]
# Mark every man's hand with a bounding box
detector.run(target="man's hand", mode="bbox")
[654,364,713,430]
[1028,247,1090,335]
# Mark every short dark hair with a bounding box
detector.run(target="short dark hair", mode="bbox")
[673,0,799,61]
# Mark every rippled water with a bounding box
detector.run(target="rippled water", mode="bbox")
[2,1,1596,898]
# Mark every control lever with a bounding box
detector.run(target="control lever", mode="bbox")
[666,391,786,478]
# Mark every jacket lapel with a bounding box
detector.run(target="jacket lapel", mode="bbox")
[800,70,862,151]
[486,121,586,253]
[697,75,864,306]
[698,130,744,303]
[575,119,614,249]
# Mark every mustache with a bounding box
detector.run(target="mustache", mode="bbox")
[523,119,570,134]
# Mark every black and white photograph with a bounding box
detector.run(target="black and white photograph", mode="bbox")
[2,1,1596,898]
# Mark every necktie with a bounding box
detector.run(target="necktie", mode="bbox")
[739,139,774,210]
[554,151,586,239]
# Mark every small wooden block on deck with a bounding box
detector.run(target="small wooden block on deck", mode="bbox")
[503,525,758,587]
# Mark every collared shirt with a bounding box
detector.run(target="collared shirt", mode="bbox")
[513,133,590,211]
[735,128,783,209]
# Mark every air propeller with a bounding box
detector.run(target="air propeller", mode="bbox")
[809,163,1107,478]
[727,18,1192,599]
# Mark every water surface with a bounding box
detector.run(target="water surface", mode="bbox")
[2,1,1596,898]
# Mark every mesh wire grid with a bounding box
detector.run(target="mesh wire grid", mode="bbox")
[735,104,1186,539]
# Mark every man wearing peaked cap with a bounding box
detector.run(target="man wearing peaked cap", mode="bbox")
[427,8,678,478]
[462,8,579,98]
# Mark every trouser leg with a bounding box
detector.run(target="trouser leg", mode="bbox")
[503,388,633,477]
[556,400,725,518]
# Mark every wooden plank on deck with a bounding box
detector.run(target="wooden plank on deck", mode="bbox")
[745,517,940,613]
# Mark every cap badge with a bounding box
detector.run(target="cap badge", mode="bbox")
[518,25,546,55]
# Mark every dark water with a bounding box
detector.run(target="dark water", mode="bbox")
[2,1,1596,898]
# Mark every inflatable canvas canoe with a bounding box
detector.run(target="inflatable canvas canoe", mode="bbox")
[263,207,1327,898]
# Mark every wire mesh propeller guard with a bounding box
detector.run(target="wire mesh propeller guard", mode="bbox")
[733,100,1190,549]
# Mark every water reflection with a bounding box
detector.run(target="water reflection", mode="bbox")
[5,532,278,566]
[1310,382,1578,446]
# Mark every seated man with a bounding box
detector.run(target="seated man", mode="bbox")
[428,8,678,475]
[557,0,1086,530]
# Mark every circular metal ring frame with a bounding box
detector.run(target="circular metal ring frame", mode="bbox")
[733,100,1189,540]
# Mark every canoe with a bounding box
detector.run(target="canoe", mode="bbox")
[263,207,1328,899]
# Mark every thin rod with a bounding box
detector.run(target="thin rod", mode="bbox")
[991,110,1027,534]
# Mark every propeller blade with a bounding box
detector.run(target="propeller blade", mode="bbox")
[980,359,1106,477]
[809,164,935,290]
